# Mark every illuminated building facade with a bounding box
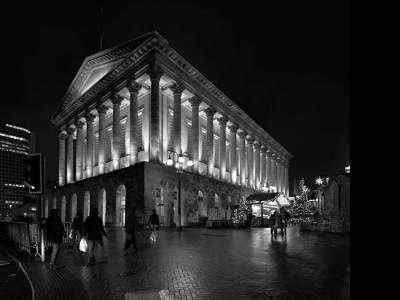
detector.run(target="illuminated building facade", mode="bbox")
[0,120,34,217]
[45,31,293,227]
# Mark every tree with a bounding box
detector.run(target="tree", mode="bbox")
[232,197,249,226]
[288,178,314,222]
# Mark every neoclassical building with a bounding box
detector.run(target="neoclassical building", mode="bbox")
[44,31,293,227]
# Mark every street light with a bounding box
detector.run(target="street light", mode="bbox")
[167,149,193,231]
[315,176,341,212]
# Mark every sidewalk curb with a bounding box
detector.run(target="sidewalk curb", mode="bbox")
[0,244,34,300]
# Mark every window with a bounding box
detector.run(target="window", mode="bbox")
[168,109,174,151]
[94,133,99,166]
[214,135,220,168]
[138,109,143,151]
[121,117,127,156]
[187,118,192,154]
[106,126,112,161]
[201,127,206,162]
[226,142,230,172]
[83,139,87,170]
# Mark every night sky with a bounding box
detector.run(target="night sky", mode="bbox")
[1,1,350,193]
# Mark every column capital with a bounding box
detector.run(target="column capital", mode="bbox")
[75,120,85,129]
[254,142,261,150]
[85,112,96,122]
[147,64,164,80]
[204,106,217,117]
[260,145,266,153]
[188,95,202,107]
[229,124,239,133]
[238,130,247,139]
[217,116,229,126]
[112,92,124,105]
[97,103,109,115]
[57,132,68,140]
[127,80,142,94]
[67,126,76,135]
[266,149,272,157]
[170,81,185,95]
[246,136,255,144]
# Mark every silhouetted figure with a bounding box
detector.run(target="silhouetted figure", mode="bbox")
[69,211,83,250]
[46,209,66,270]
[83,207,107,266]
[123,207,140,254]
[148,209,160,242]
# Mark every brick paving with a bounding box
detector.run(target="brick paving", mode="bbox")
[0,226,350,300]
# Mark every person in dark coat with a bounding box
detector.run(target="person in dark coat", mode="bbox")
[69,211,83,249]
[46,208,66,270]
[246,211,254,230]
[83,207,107,265]
[148,209,160,242]
[123,207,140,254]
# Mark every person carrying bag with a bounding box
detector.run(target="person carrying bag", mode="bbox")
[148,209,160,242]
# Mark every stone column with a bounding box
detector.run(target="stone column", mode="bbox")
[127,79,142,166]
[285,162,290,196]
[260,146,266,188]
[217,116,228,181]
[97,104,109,174]
[75,120,85,181]
[66,126,75,184]
[266,150,272,189]
[204,106,217,178]
[170,81,185,156]
[276,158,282,193]
[254,142,261,190]
[188,96,202,172]
[238,131,247,186]
[271,153,277,191]
[58,131,67,186]
[147,64,164,162]
[112,92,123,171]
[228,124,239,184]
[281,161,287,195]
[246,137,254,189]
[85,112,96,178]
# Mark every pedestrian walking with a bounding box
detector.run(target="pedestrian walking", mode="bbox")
[123,207,140,254]
[148,209,160,242]
[46,208,66,270]
[279,208,288,235]
[83,207,107,266]
[269,212,277,236]
[246,211,254,230]
[69,211,83,250]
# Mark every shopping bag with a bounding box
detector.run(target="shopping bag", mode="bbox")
[79,236,88,252]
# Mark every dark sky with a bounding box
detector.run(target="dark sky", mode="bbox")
[1,1,350,192]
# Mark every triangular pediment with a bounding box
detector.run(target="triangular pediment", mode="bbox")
[75,59,124,102]
[51,30,166,124]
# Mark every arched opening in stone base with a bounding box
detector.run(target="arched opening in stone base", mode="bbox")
[116,185,126,227]
[98,189,106,226]
[45,199,49,218]
[61,196,66,223]
[71,194,77,222]
[84,191,90,219]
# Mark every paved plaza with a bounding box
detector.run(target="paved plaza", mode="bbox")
[0,225,350,300]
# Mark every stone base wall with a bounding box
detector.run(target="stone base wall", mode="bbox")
[45,161,255,227]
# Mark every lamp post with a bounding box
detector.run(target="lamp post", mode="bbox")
[315,176,341,212]
[167,149,193,231]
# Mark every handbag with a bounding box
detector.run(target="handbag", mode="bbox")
[79,236,88,252]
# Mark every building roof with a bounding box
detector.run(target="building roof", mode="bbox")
[51,30,293,160]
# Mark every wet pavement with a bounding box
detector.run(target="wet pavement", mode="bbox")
[0,225,350,300]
